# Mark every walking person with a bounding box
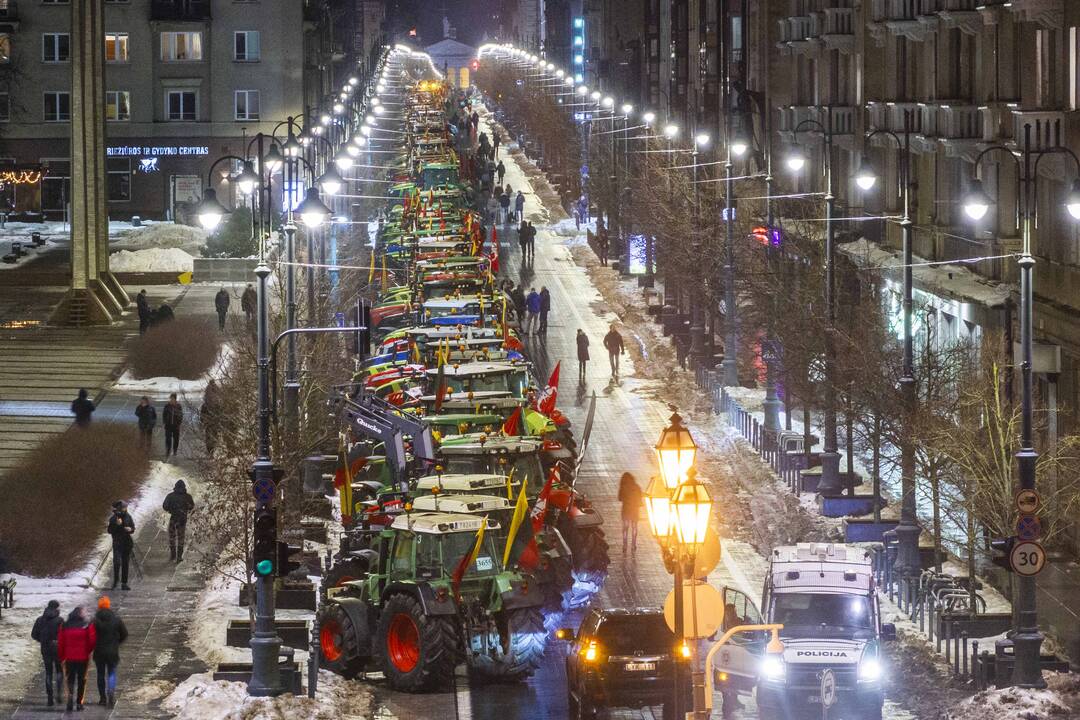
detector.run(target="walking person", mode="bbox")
[134,396,156,449]
[498,190,511,226]
[31,599,64,707]
[136,290,151,335]
[71,389,95,427]
[492,132,501,158]
[576,329,590,383]
[510,283,526,323]
[214,287,230,331]
[163,480,195,563]
[596,225,609,266]
[524,221,537,262]
[525,288,541,335]
[603,324,625,378]
[496,159,506,186]
[92,597,127,707]
[57,607,95,712]
[539,286,551,335]
[163,393,183,457]
[517,220,528,257]
[240,284,257,326]
[617,472,642,553]
[108,501,135,590]
[514,190,525,224]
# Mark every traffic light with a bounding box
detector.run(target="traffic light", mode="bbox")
[990,536,1016,572]
[276,541,303,577]
[253,507,278,577]
[471,59,479,71]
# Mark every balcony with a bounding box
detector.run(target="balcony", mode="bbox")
[819,8,855,52]
[1012,110,1065,151]
[937,104,983,160]
[776,16,818,56]
[870,0,934,41]
[867,101,921,143]
[150,1,211,22]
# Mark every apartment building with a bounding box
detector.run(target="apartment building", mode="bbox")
[0,0,306,220]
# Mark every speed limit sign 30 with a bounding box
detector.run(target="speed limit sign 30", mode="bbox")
[1010,541,1047,576]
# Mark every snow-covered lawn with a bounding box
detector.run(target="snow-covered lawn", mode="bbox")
[109,247,196,273]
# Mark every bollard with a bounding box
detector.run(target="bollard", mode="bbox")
[962,633,970,679]
[943,619,951,662]
[918,593,925,634]
[953,625,962,676]
[928,600,935,644]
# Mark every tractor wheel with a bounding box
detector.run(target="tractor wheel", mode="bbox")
[317,602,366,678]
[566,528,609,608]
[538,553,574,615]
[321,557,369,598]
[468,606,547,681]
[375,593,458,693]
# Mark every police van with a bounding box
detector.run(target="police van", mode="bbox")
[714,543,895,719]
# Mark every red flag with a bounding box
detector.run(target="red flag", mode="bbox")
[536,362,560,415]
[501,406,522,436]
[488,250,499,274]
[333,456,367,489]
[530,467,557,534]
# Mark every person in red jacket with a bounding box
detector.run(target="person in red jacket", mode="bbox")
[57,607,96,712]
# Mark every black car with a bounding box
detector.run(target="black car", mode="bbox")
[560,607,692,719]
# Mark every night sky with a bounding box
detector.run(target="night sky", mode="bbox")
[387,0,510,48]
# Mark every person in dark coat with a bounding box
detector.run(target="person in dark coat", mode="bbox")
[135,290,151,335]
[617,472,643,553]
[31,600,64,706]
[492,132,501,158]
[240,284,256,325]
[603,325,626,379]
[107,501,135,590]
[525,222,537,262]
[496,160,506,186]
[576,329,590,383]
[525,288,541,335]
[214,287,230,331]
[510,283,526,322]
[514,191,525,224]
[134,396,156,449]
[162,393,183,457]
[71,389,94,427]
[518,220,528,256]
[57,607,95,712]
[162,480,195,563]
[92,596,127,707]
[498,191,511,225]
[539,287,551,335]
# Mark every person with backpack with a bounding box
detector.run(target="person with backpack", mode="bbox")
[57,607,96,712]
[31,600,64,707]
[162,480,196,563]
[92,597,127,707]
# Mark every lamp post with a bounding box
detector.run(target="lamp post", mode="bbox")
[787,110,842,495]
[960,124,1080,688]
[722,131,749,386]
[689,132,710,365]
[645,410,712,720]
[854,108,920,575]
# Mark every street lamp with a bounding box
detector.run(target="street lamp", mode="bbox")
[236,162,260,197]
[264,144,284,174]
[655,409,697,488]
[196,188,227,230]
[318,165,343,197]
[671,469,712,546]
[961,124,1080,688]
[663,123,679,140]
[642,111,656,126]
[297,187,331,229]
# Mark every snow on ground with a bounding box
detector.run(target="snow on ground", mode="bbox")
[0,461,185,706]
[163,670,375,720]
[114,345,233,398]
[944,671,1080,719]
[109,247,196,273]
[110,221,207,253]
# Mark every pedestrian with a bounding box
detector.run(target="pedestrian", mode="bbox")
[496,159,506,185]
[510,283,526,322]
[514,190,525,223]
[71,388,95,427]
[596,225,609,266]
[134,396,156,449]
[603,324,625,378]
[487,193,499,225]
[525,288,541,335]
[617,472,642,553]
[518,220,528,256]
[241,284,257,325]
[57,606,95,712]
[163,393,183,457]
[108,501,135,591]
[539,286,551,334]
[525,221,537,261]
[492,132,501,158]
[162,479,195,563]
[498,191,511,226]
[576,329,590,383]
[505,183,513,199]
[152,302,174,326]
[214,287,230,331]
[91,596,127,707]
[135,290,150,335]
[31,599,64,707]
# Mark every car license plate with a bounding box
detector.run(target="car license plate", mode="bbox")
[625,662,656,672]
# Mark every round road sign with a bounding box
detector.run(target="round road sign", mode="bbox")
[252,477,275,503]
[820,668,837,708]
[663,581,724,639]
[1010,541,1047,577]
[1016,515,1042,542]
[1015,489,1041,515]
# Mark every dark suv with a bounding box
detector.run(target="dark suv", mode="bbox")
[560,607,691,719]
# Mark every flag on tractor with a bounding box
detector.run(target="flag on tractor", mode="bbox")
[433,342,449,412]
[513,468,558,571]
[535,362,560,415]
[504,468,516,500]
[333,437,367,523]
[502,480,534,567]
[501,406,523,436]
[451,516,488,599]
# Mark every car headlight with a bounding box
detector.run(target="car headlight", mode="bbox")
[857,656,882,682]
[760,655,785,681]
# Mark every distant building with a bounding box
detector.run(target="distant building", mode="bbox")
[426,34,475,88]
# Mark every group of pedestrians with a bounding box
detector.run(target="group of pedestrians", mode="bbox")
[575,324,626,384]
[133,393,184,456]
[522,286,550,335]
[517,220,537,262]
[134,290,175,335]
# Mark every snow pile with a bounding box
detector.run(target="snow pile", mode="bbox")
[163,671,374,720]
[945,672,1080,719]
[109,247,195,273]
[548,217,596,240]
[112,222,207,252]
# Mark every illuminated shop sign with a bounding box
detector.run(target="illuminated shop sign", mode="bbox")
[107,145,210,158]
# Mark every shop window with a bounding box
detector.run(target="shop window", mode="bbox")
[166,90,197,121]
[106,90,130,121]
[234,89,259,120]
[106,33,129,63]
[161,31,202,62]
[107,158,131,202]
[43,91,69,122]
[234,31,260,62]
[42,33,70,63]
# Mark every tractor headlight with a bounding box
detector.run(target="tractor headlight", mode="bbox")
[858,656,882,682]
[760,655,786,682]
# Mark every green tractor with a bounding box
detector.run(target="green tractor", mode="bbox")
[318,511,546,690]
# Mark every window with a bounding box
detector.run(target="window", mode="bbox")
[106,90,130,121]
[41,0,70,4]
[166,90,196,121]
[233,31,260,61]
[0,93,9,122]
[234,90,259,120]
[107,158,131,202]
[41,160,69,218]
[0,35,10,63]
[42,33,70,62]
[43,91,70,122]
[105,33,129,62]
[160,31,202,61]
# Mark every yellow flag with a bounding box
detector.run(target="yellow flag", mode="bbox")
[502,480,529,567]
[504,468,516,500]
[381,255,388,290]
[368,252,376,284]
[468,518,487,566]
